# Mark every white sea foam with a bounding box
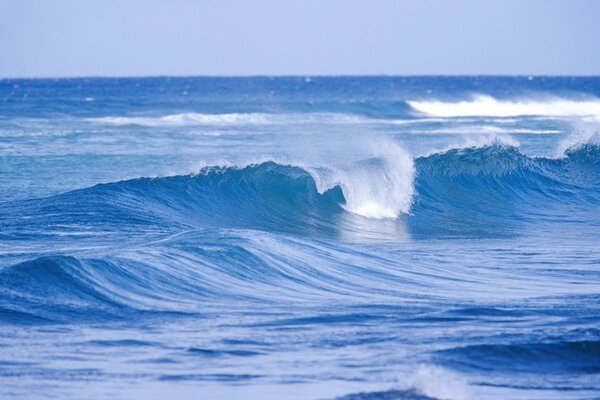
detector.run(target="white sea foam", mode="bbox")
[89,112,367,127]
[90,113,272,126]
[381,364,475,400]
[307,139,415,219]
[408,94,600,118]
[192,143,415,221]
[409,364,474,400]
[414,125,559,135]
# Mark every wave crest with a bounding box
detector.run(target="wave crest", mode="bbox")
[88,112,366,127]
[1,144,598,241]
[408,95,600,117]
[308,140,415,219]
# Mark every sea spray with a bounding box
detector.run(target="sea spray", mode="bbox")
[307,139,415,219]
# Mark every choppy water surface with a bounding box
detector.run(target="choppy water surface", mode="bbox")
[1,77,600,399]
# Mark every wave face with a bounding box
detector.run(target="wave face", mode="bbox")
[2,77,600,400]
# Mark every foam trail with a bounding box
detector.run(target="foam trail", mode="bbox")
[90,113,272,126]
[89,112,366,127]
[408,95,600,117]
[307,139,415,219]
[421,126,560,135]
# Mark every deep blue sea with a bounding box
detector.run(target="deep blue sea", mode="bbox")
[1,77,600,399]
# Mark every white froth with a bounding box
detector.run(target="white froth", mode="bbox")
[90,113,271,127]
[347,202,398,219]
[309,139,415,219]
[556,121,600,157]
[89,112,367,127]
[421,126,559,135]
[408,95,600,118]
[410,365,474,400]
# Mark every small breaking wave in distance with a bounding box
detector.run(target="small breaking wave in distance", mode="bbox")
[408,94,600,118]
[88,112,367,127]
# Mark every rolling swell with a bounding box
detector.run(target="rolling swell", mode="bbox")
[0,256,125,322]
[1,144,598,323]
[412,144,600,236]
[437,340,600,374]
[1,144,599,240]
[0,230,439,322]
[0,162,345,240]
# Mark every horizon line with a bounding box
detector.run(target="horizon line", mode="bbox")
[2,73,600,80]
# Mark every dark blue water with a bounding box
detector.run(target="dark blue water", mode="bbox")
[1,77,600,399]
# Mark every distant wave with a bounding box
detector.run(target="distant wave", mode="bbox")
[85,101,598,129]
[408,95,600,117]
[414,126,560,135]
[89,112,367,127]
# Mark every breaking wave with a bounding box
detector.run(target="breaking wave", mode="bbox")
[408,95,600,118]
[89,112,367,127]
[1,142,598,241]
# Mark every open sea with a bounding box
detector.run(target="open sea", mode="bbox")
[1,76,599,399]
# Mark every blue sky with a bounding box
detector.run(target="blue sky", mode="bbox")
[1,0,599,77]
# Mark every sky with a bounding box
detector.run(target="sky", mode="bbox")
[1,0,599,77]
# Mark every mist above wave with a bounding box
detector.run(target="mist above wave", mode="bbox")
[306,140,415,219]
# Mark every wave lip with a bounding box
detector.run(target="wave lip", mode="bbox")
[408,95,600,117]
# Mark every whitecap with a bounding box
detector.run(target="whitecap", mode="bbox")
[408,94,600,118]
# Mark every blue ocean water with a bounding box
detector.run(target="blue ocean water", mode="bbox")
[1,76,600,399]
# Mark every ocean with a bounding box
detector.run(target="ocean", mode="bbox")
[1,76,599,399]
